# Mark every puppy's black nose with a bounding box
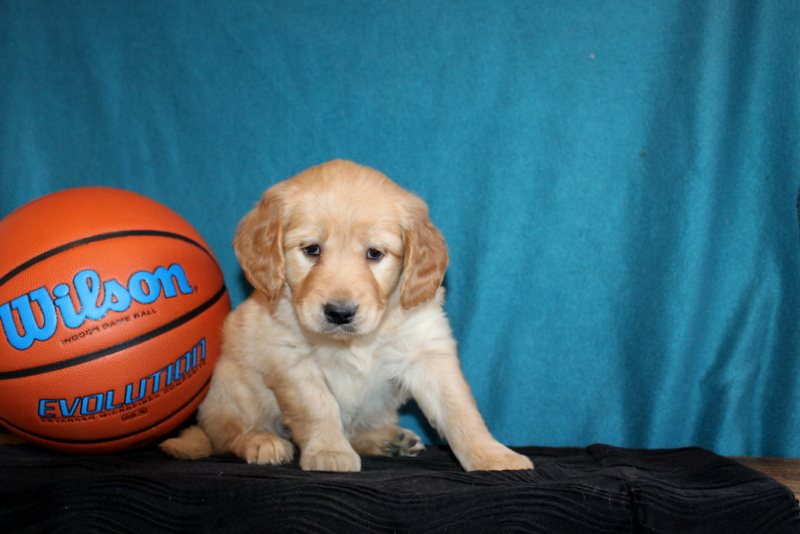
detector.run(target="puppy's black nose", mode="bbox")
[324,302,357,325]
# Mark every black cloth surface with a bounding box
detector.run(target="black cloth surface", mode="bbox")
[0,442,797,533]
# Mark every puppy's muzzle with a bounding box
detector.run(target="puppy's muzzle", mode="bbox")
[324,301,358,326]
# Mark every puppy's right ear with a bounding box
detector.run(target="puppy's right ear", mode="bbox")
[233,188,285,302]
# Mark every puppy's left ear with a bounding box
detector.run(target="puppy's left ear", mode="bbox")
[400,196,449,309]
[233,187,286,302]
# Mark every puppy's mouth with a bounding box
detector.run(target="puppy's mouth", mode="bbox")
[325,324,358,335]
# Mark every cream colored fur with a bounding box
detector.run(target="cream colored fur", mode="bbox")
[160,160,533,472]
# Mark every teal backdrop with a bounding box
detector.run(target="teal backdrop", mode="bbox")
[1,1,798,457]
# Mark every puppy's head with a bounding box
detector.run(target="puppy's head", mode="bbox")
[234,160,448,337]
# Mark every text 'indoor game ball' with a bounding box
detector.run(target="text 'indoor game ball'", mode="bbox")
[0,187,230,453]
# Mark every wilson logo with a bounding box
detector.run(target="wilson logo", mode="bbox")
[0,264,194,350]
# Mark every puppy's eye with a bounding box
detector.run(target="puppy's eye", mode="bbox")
[303,244,321,257]
[366,248,384,261]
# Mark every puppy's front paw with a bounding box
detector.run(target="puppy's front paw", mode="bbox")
[301,448,361,472]
[460,442,534,472]
[234,431,295,465]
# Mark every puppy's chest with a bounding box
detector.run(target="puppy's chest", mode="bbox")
[313,344,405,409]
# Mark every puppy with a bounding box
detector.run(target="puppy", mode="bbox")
[160,160,533,472]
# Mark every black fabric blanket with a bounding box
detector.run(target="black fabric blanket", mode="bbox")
[1,442,797,533]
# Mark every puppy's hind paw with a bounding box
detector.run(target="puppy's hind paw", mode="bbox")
[160,426,213,460]
[386,429,425,457]
[350,425,426,458]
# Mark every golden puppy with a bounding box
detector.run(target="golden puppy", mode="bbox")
[160,160,533,472]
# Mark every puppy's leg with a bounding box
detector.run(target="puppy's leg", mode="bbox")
[350,425,426,457]
[162,355,295,465]
[200,376,295,466]
[405,348,533,472]
[270,361,360,472]
[160,426,213,459]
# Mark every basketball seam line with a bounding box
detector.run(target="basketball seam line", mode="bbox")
[0,229,219,288]
[0,284,228,380]
[0,377,211,445]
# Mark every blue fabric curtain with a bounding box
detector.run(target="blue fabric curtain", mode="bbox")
[1,1,798,457]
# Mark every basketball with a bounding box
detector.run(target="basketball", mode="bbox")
[0,187,230,454]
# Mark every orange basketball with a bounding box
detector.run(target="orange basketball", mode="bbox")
[0,187,230,454]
